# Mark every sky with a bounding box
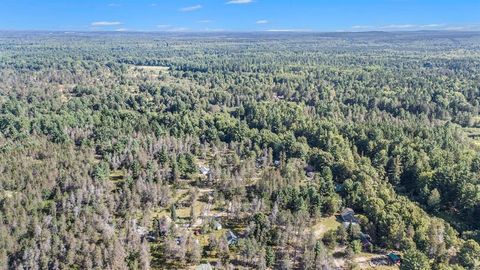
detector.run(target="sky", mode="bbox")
[0,0,479,32]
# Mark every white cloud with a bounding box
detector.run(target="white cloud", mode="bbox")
[256,20,268,24]
[265,29,312,32]
[155,25,189,32]
[445,26,467,31]
[380,23,446,30]
[179,5,202,12]
[91,21,122,27]
[351,25,372,29]
[115,28,128,32]
[227,0,253,4]
[197,20,213,23]
[423,24,444,28]
[166,27,189,32]
[349,23,457,31]
[203,28,225,32]
[381,24,416,29]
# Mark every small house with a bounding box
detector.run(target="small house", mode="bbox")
[226,230,238,245]
[340,208,358,223]
[387,252,401,265]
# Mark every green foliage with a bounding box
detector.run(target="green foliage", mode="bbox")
[1,31,479,269]
[401,249,431,270]
[458,240,480,270]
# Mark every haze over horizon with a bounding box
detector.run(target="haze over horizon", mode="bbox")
[0,0,479,32]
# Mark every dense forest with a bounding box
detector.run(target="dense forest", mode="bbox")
[0,31,479,270]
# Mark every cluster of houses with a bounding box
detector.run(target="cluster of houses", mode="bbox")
[255,156,281,169]
[340,208,401,265]
[212,220,238,245]
[340,208,373,251]
[136,214,238,249]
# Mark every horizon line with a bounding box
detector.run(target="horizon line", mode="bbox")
[1,29,479,34]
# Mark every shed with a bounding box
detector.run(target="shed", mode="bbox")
[387,252,401,264]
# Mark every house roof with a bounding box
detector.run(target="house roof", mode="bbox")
[340,208,358,223]
[341,208,354,216]
[388,253,401,262]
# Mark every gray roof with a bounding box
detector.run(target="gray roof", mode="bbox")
[340,208,358,223]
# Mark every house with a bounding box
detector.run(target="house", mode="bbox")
[340,208,358,223]
[387,252,401,265]
[226,230,238,245]
[274,160,281,167]
[199,166,210,175]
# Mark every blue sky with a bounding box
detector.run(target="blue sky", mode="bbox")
[0,0,479,32]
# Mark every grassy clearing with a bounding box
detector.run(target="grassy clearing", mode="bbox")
[311,215,341,239]
[134,65,170,72]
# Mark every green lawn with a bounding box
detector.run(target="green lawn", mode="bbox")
[311,215,341,239]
